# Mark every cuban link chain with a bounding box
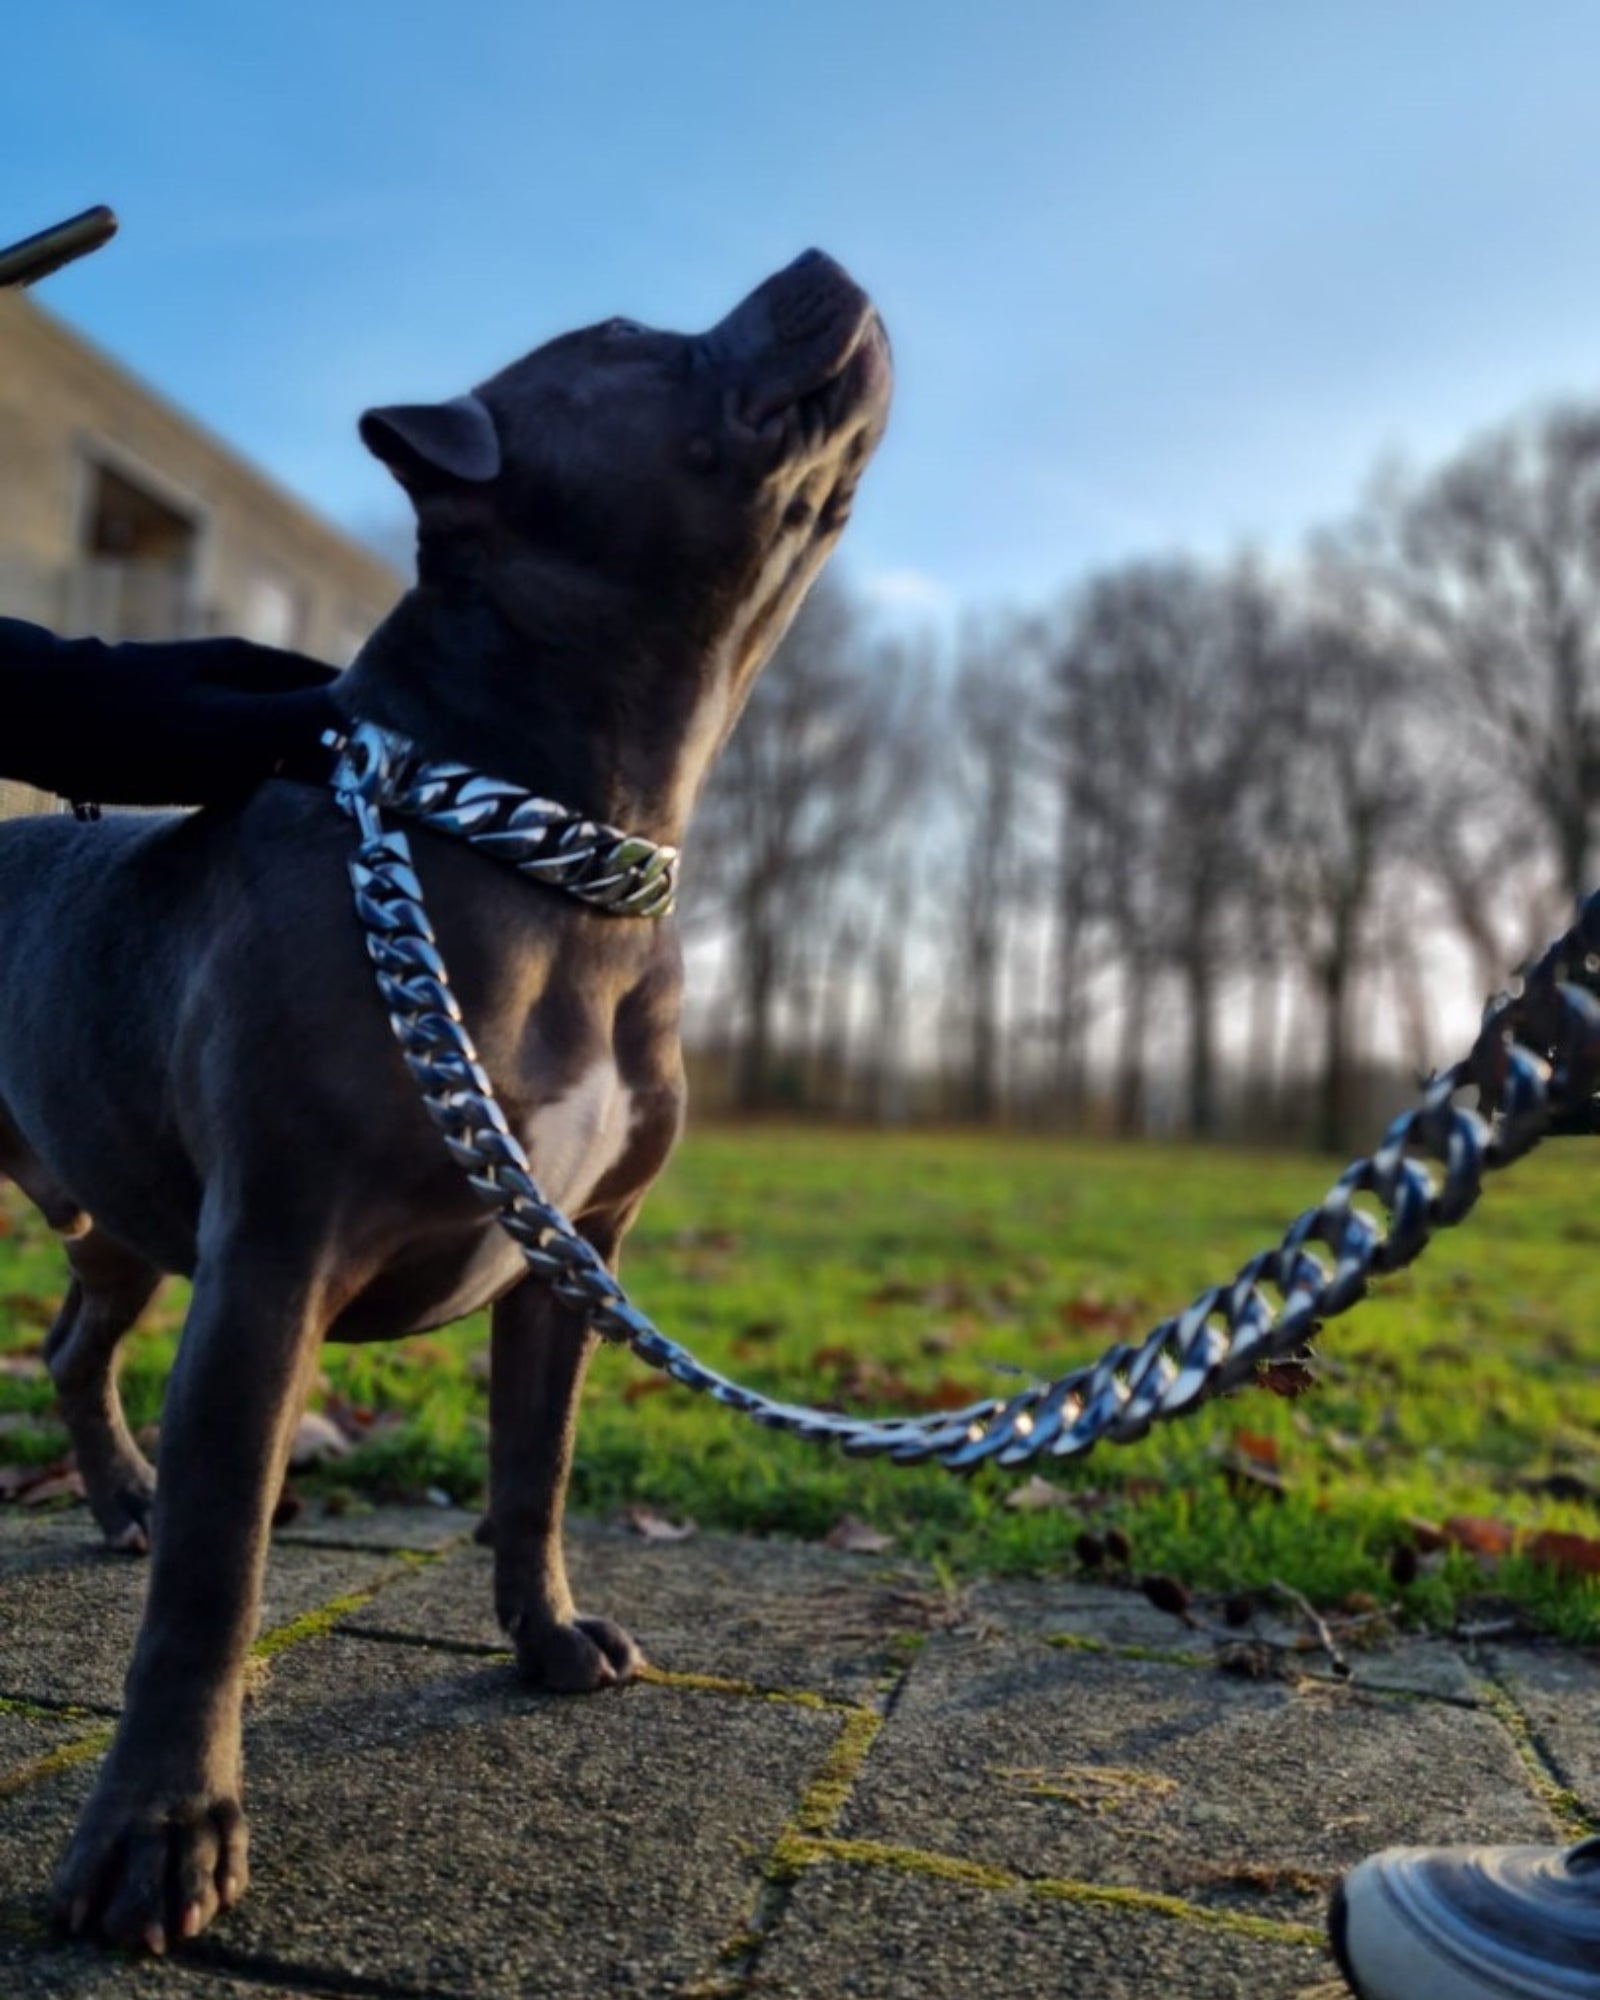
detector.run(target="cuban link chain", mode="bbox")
[334,718,1600,1473]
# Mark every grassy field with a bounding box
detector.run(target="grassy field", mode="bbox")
[4,1124,1600,1639]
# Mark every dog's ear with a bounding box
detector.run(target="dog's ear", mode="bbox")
[358,394,502,488]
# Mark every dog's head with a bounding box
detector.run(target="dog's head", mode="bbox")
[359,251,891,723]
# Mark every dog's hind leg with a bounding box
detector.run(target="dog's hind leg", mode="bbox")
[488,1210,644,1693]
[0,1110,164,1551]
[46,1229,164,1554]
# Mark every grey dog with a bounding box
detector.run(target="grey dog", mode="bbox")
[0,249,891,1950]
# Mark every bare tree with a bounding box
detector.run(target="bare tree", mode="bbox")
[1055,560,1283,1137]
[1349,408,1600,911]
[691,576,925,1110]
[1262,597,1419,1151]
[948,616,1046,1121]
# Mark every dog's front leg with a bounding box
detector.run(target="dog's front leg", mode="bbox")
[53,1240,325,1951]
[489,1215,642,1692]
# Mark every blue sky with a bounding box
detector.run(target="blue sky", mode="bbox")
[9,1,1600,618]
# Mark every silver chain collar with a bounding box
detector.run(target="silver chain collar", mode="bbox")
[333,717,1600,1472]
[333,721,678,918]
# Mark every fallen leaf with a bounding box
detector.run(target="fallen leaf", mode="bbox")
[1525,1529,1600,1577]
[290,1411,351,1468]
[622,1376,675,1405]
[1231,1428,1280,1470]
[1405,1515,1448,1554]
[1005,1474,1076,1513]
[21,1469,84,1506]
[1255,1359,1318,1399]
[621,1505,697,1543]
[823,1514,896,1554]
[1,1295,56,1330]
[1441,1514,1516,1559]
[1104,1526,1133,1566]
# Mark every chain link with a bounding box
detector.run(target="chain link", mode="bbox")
[343,722,678,917]
[334,718,1600,1472]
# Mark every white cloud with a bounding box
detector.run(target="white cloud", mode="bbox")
[859,566,957,617]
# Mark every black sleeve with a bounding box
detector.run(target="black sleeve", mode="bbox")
[0,619,344,805]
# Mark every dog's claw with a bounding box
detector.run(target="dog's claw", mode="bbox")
[54,1783,247,1950]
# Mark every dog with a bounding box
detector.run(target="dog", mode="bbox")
[0,248,891,1950]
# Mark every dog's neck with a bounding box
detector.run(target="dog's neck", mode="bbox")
[335,581,732,849]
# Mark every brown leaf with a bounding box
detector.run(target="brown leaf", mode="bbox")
[1255,1360,1318,1400]
[823,1514,896,1554]
[1058,1294,1137,1334]
[1231,1428,1280,1470]
[621,1504,697,1543]
[1,1294,56,1330]
[1405,1515,1448,1554]
[1441,1514,1516,1559]
[1104,1526,1133,1566]
[1525,1529,1600,1577]
[908,1376,985,1413]
[622,1376,675,1405]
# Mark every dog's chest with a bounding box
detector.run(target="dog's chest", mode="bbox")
[520,1059,636,1216]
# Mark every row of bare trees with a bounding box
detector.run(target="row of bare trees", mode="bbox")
[684,394,1600,1149]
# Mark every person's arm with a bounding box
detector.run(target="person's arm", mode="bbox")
[0,619,343,805]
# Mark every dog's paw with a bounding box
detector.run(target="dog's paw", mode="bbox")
[88,1477,155,1556]
[514,1614,643,1693]
[53,1789,248,1951]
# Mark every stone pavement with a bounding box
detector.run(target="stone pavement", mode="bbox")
[0,1505,1595,2000]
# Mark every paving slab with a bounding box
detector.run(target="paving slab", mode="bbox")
[0,1929,334,2000]
[0,1629,838,2000]
[1486,1643,1600,1813]
[968,1578,1480,1702]
[344,1520,948,1700]
[838,1632,1552,1924]
[759,1865,1333,2000]
[0,1520,410,1710]
[0,1707,97,1785]
[274,1500,480,1553]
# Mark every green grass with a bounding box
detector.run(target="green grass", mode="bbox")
[5,1125,1600,1637]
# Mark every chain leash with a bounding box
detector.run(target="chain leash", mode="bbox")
[335,719,1600,1473]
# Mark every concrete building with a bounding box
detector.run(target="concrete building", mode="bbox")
[0,291,402,813]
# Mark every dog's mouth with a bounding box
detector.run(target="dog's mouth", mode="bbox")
[709,250,891,448]
[743,303,888,430]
